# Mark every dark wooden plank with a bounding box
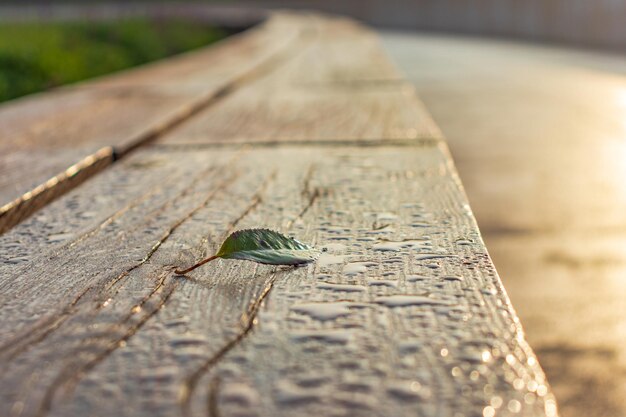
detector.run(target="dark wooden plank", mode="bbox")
[0,145,556,417]
[0,13,308,230]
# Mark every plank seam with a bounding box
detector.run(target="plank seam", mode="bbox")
[150,137,443,150]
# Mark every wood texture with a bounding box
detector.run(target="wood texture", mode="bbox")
[0,11,557,417]
[162,16,442,145]
[0,146,556,417]
[0,13,306,225]
[0,147,113,235]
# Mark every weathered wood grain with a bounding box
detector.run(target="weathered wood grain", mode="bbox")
[276,16,404,85]
[0,147,113,235]
[162,83,441,145]
[0,11,557,417]
[0,13,308,229]
[0,146,556,417]
[162,16,442,145]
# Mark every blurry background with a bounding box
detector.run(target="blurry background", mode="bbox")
[1,2,625,416]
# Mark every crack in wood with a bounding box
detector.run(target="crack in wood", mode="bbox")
[34,158,242,409]
[28,154,283,416]
[288,166,324,230]
[207,376,222,417]
[67,164,220,251]
[180,269,281,417]
[1,166,248,417]
[179,163,324,415]
[0,286,91,360]
[36,269,178,417]
[0,164,239,365]
[101,166,225,294]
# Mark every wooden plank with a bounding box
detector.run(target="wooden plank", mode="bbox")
[0,13,308,229]
[0,147,113,235]
[162,83,441,145]
[279,16,405,85]
[161,16,442,146]
[0,11,556,417]
[0,145,556,417]
[83,13,304,90]
[0,88,198,204]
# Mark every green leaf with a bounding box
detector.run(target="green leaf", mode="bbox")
[175,228,320,274]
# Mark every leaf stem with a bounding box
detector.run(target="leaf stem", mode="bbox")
[175,255,219,275]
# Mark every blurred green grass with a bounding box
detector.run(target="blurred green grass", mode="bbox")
[0,19,225,103]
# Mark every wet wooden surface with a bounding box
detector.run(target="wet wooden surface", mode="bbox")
[0,12,557,417]
[0,13,302,232]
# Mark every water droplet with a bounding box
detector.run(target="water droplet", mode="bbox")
[375,295,451,307]
[415,253,457,261]
[138,367,177,383]
[275,380,322,405]
[317,253,346,267]
[406,274,428,282]
[399,340,421,353]
[536,384,548,396]
[221,383,260,406]
[291,302,352,321]
[289,329,352,344]
[343,261,377,275]
[372,239,431,252]
[443,275,463,282]
[378,212,397,220]
[322,225,351,234]
[169,334,208,347]
[483,406,495,417]
[490,396,503,408]
[513,378,525,390]
[524,393,537,404]
[367,279,398,288]
[317,282,367,292]
[508,399,522,413]
[386,380,424,401]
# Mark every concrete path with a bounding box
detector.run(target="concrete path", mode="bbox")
[381,32,626,417]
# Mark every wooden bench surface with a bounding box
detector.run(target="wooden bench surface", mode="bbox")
[0,12,558,417]
[0,13,300,233]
